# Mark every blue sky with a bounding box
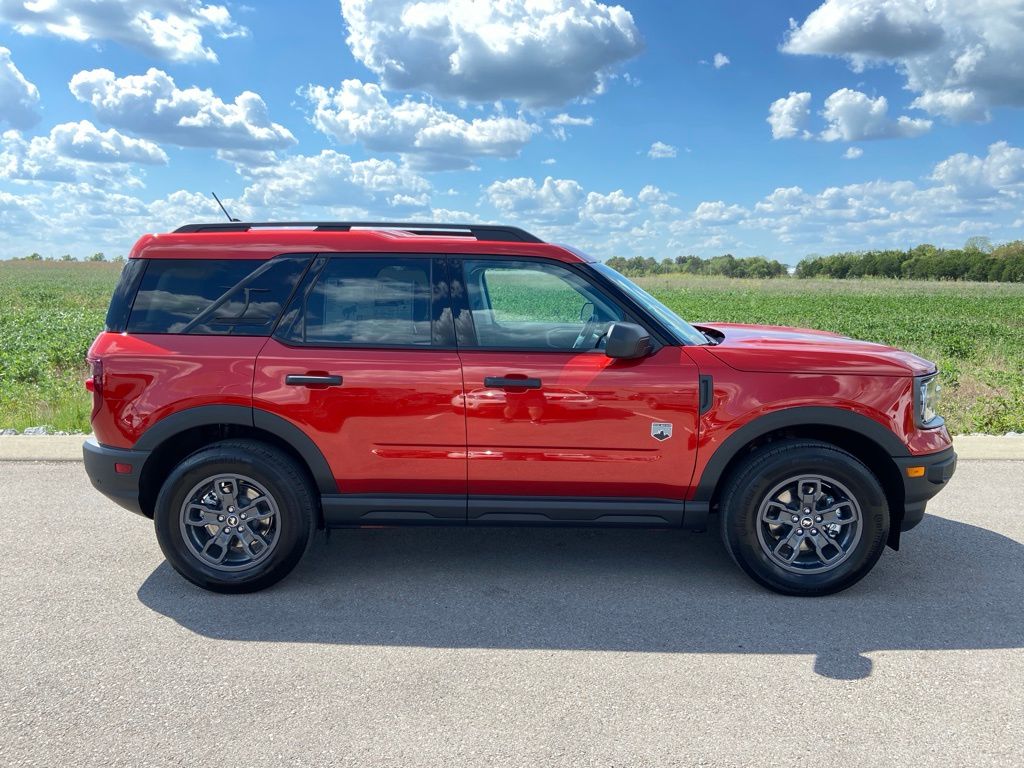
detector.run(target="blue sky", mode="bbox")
[1,0,1022,262]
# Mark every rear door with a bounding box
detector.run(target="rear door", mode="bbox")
[253,254,467,524]
[451,257,700,525]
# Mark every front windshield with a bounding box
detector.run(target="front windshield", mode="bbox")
[592,262,709,346]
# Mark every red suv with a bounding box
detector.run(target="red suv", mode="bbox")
[84,222,956,595]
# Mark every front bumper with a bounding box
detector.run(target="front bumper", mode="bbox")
[82,436,150,517]
[893,445,957,533]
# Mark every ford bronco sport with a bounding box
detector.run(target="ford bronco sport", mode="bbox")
[84,222,956,595]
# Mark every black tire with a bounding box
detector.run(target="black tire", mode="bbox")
[718,440,889,596]
[154,439,316,593]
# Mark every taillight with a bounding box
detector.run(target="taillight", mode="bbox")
[87,357,103,416]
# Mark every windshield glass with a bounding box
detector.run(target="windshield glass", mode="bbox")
[592,262,708,345]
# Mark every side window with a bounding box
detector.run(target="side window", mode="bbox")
[127,256,311,335]
[459,259,624,350]
[283,257,435,347]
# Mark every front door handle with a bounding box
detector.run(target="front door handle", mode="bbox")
[285,374,343,387]
[484,376,542,389]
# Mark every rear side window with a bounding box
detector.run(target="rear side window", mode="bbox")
[127,256,311,335]
[281,257,435,347]
[104,258,147,332]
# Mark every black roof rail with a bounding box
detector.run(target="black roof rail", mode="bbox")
[172,221,544,243]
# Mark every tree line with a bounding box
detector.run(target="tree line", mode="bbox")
[605,254,788,278]
[794,239,1024,282]
[11,252,125,263]
[605,237,1024,282]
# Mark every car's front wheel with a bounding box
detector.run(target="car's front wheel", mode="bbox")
[719,440,890,596]
[153,440,316,593]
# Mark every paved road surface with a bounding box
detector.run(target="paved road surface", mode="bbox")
[1,460,1021,767]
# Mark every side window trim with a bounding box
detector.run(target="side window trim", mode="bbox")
[448,255,659,353]
[272,253,456,350]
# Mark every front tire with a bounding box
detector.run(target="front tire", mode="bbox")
[719,440,889,596]
[154,439,316,593]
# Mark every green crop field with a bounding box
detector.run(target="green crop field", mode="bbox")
[1,260,1022,434]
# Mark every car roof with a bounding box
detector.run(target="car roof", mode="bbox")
[129,223,591,263]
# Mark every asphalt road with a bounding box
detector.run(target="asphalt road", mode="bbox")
[1,460,1021,767]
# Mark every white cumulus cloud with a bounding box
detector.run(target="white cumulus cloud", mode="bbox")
[0,0,246,63]
[0,46,40,129]
[844,146,863,159]
[303,79,538,171]
[783,0,1024,122]
[820,88,932,141]
[767,91,812,139]
[339,0,643,106]
[1,121,165,185]
[713,52,730,68]
[238,150,432,214]
[69,68,296,150]
[647,141,677,158]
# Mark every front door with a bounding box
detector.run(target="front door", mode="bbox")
[451,257,700,525]
[253,254,467,524]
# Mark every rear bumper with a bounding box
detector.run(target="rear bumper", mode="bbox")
[82,436,150,517]
[893,445,957,532]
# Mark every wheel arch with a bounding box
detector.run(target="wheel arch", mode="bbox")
[695,407,908,548]
[135,405,336,520]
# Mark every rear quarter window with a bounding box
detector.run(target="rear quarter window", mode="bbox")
[126,256,311,335]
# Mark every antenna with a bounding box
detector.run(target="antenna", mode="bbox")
[211,192,240,222]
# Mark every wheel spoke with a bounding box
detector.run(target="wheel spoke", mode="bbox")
[797,477,823,508]
[183,504,220,527]
[200,530,232,564]
[760,500,795,524]
[213,476,240,509]
[807,530,845,565]
[238,526,267,557]
[818,502,858,525]
[773,530,804,563]
[239,495,274,521]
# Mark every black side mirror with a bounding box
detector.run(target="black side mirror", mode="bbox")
[604,322,652,359]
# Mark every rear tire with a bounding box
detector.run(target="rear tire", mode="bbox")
[154,439,316,593]
[718,440,889,596]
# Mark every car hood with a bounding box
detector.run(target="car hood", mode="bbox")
[695,322,935,377]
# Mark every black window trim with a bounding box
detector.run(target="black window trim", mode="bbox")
[271,252,459,352]
[447,254,670,354]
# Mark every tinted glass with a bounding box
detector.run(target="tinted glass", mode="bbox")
[286,257,434,346]
[460,259,623,350]
[127,257,310,335]
[104,258,146,332]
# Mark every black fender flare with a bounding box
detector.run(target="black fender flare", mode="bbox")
[134,404,337,495]
[692,406,907,502]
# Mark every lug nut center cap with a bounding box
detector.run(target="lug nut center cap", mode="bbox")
[801,517,813,528]
[227,516,238,526]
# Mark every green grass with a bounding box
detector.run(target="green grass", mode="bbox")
[1,261,1021,433]
[0,260,122,432]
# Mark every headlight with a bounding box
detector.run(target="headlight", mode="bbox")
[916,373,943,428]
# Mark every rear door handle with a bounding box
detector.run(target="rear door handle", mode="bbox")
[285,374,343,386]
[484,376,542,389]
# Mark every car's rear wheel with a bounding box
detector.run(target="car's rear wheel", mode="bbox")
[154,439,316,593]
[719,440,889,596]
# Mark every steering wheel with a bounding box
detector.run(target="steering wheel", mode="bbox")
[572,311,599,350]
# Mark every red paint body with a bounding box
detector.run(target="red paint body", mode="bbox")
[88,229,952,504]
